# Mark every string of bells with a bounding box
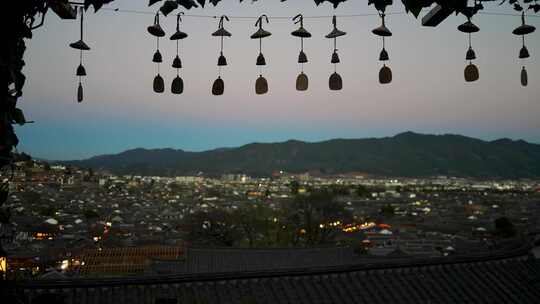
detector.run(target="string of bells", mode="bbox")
[68,5,538,102]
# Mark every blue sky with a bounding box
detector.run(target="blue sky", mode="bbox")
[16,0,540,160]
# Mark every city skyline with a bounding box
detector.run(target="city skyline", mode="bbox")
[16,0,540,160]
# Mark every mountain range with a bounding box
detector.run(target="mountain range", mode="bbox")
[64,132,540,178]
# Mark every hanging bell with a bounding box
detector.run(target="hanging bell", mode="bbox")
[255,75,269,95]
[69,40,90,51]
[372,18,392,37]
[296,72,309,91]
[464,63,479,82]
[513,13,536,36]
[256,53,266,66]
[521,66,528,87]
[457,20,480,34]
[76,64,87,76]
[171,12,188,40]
[212,27,232,37]
[331,51,340,64]
[326,15,346,38]
[291,27,312,38]
[153,74,164,93]
[148,14,165,37]
[329,72,342,91]
[325,28,346,39]
[218,52,227,66]
[298,50,308,64]
[212,77,224,95]
[251,28,272,39]
[77,82,83,102]
[170,30,188,40]
[252,15,272,39]
[379,65,392,84]
[152,50,163,63]
[159,0,178,17]
[466,47,476,61]
[171,75,184,94]
[172,55,182,68]
[519,45,530,59]
[379,48,389,61]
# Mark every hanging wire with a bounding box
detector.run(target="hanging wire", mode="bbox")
[65,3,540,20]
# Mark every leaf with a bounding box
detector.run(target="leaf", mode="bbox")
[84,0,114,12]
[177,0,199,9]
[12,108,27,125]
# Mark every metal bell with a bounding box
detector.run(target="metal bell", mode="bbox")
[519,45,530,59]
[521,66,528,87]
[298,50,308,63]
[292,14,312,38]
[372,17,392,37]
[171,75,184,94]
[326,15,346,39]
[218,53,227,66]
[251,28,272,39]
[513,13,536,36]
[329,72,342,91]
[255,75,268,95]
[148,14,165,37]
[325,28,346,39]
[153,74,164,93]
[379,48,389,61]
[212,77,225,95]
[379,65,392,85]
[77,82,83,102]
[170,30,188,40]
[172,55,182,68]
[331,51,340,64]
[256,53,266,66]
[212,27,232,37]
[152,50,162,63]
[466,47,476,61]
[76,64,86,76]
[69,40,90,51]
[252,15,271,39]
[171,13,188,40]
[296,72,308,91]
[464,63,479,82]
[291,27,312,38]
[457,20,480,33]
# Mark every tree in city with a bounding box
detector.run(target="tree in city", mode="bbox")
[287,188,352,245]
[186,208,242,247]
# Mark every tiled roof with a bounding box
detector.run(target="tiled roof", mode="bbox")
[13,244,540,304]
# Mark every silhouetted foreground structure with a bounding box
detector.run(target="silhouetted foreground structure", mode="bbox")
[6,242,540,304]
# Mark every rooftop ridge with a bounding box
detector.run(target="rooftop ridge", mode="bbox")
[18,242,532,289]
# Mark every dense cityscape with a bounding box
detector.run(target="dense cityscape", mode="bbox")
[1,156,539,280]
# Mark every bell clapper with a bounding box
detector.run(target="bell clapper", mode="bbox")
[326,15,346,91]
[251,15,271,95]
[513,11,536,87]
[292,14,311,91]
[372,11,392,85]
[71,7,91,102]
[212,15,231,96]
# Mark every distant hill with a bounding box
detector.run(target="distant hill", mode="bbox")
[64,132,540,178]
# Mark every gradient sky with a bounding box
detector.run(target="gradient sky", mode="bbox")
[16,0,540,160]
